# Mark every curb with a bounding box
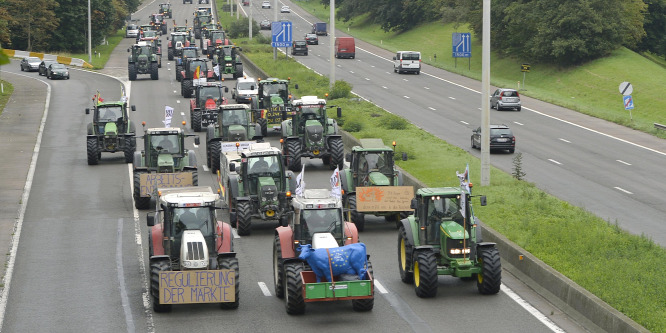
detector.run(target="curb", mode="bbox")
[3,49,93,69]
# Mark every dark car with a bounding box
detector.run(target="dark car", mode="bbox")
[260,20,271,30]
[291,40,308,56]
[20,57,41,72]
[490,88,521,111]
[471,124,515,153]
[39,60,58,76]
[304,33,318,45]
[46,63,70,80]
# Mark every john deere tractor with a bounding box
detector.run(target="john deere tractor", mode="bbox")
[211,45,243,80]
[205,104,262,173]
[193,14,212,39]
[127,43,159,81]
[280,96,344,172]
[250,77,298,136]
[158,3,172,18]
[190,82,228,132]
[340,138,411,231]
[85,101,137,165]
[146,186,239,312]
[218,142,296,236]
[398,187,501,298]
[132,126,199,209]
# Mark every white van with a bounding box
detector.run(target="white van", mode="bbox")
[393,51,421,74]
[232,77,258,104]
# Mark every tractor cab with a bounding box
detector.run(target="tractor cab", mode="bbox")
[219,105,251,141]
[289,189,345,249]
[348,139,399,187]
[196,83,225,109]
[143,128,193,173]
[94,104,124,135]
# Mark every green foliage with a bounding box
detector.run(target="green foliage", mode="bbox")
[637,0,666,57]
[342,119,363,132]
[512,152,526,180]
[382,114,407,130]
[5,0,58,51]
[0,80,14,116]
[227,16,261,39]
[329,80,352,99]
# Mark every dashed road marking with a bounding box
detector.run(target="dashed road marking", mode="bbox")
[616,160,631,166]
[428,107,436,111]
[374,279,388,294]
[614,187,633,194]
[258,282,272,296]
[558,138,570,143]
[548,159,562,165]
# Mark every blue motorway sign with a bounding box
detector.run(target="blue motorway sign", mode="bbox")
[271,21,292,47]
[623,95,634,110]
[452,32,471,58]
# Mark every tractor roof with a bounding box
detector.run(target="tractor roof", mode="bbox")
[158,186,218,206]
[292,189,342,210]
[241,142,281,157]
[146,127,183,135]
[293,96,325,106]
[97,101,126,107]
[353,138,393,152]
[259,77,289,84]
[219,104,249,111]
[416,187,465,197]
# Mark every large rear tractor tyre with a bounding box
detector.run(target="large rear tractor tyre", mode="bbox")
[133,171,151,209]
[414,250,438,298]
[284,262,305,315]
[150,260,172,312]
[329,137,344,170]
[87,137,100,165]
[398,226,414,283]
[236,201,252,236]
[123,137,135,163]
[209,141,221,173]
[128,64,137,81]
[168,49,174,60]
[273,235,285,298]
[257,117,267,137]
[192,110,202,132]
[191,170,198,186]
[150,63,159,80]
[218,257,240,309]
[477,247,502,295]
[348,195,365,232]
[286,140,302,172]
[182,80,192,98]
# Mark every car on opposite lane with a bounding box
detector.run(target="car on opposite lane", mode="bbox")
[304,33,318,45]
[471,124,515,153]
[20,57,41,72]
[46,63,70,80]
[38,60,58,76]
[490,88,521,111]
[261,1,270,8]
[280,5,290,13]
[260,19,271,30]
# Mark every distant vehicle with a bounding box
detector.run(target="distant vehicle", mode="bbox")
[280,5,290,13]
[312,22,327,36]
[242,0,249,5]
[46,63,70,80]
[304,33,318,45]
[490,88,521,111]
[126,24,139,38]
[393,51,421,74]
[471,124,515,153]
[261,1,270,8]
[39,60,58,76]
[260,19,271,30]
[198,0,210,3]
[291,40,308,56]
[334,37,355,59]
[20,57,41,72]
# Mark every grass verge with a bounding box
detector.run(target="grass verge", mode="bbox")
[0,80,14,116]
[65,29,126,70]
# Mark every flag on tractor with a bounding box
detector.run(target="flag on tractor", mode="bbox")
[193,66,201,80]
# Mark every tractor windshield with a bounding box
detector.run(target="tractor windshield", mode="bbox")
[357,151,393,185]
[299,104,323,120]
[151,134,180,154]
[199,86,221,100]
[143,31,157,38]
[182,49,197,58]
[139,46,153,55]
[189,61,207,72]
[173,34,187,43]
[247,155,281,177]
[221,109,247,126]
[98,106,122,122]
[173,207,214,235]
[263,83,287,99]
[211,32,225,41]
[425,196,466,243]
[301,209,342,240]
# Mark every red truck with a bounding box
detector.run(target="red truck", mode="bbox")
[335,37,355,59]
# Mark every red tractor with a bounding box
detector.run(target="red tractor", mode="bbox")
[180,58,214,98]
[203,30,229,56]
[189,82,229,132]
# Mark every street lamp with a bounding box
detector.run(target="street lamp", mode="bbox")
[88,0,92,63]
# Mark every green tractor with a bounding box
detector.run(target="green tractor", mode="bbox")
[127,43,159,81]
[205,104,262,173]
[211,45,243,80]
[398,187,501,298]
[280,96,344,172]
[158,3,172,18]
[85,101,137,165]
[340,138,411,231]
[132,126,200,209]
[218,142,296,236]
[250,77,298,137]
[193,14,212,39]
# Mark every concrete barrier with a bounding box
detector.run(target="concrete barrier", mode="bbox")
[3,49,93,69]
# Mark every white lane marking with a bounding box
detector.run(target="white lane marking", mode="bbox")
[501,285,566,333]
[513,122,524,126]
[349,71,355,74]
[558,138,570,143]
[404,96,410,99]
[371,65,375,68]
[202,165,209,172]
[173,90,177,94]
[232,228,240,238]
[461,121,469,125]
[382,86,388,89]
[116,218,136,333]
[374,279,388,294]
[614,187,633,194]
[428,107,436,111]
[448,96,455,100]
[402,78,408,82]
[616,159,632,166]
[548,159,562,165]
[180,112,185,116]
[424,87,430,90]
[176,100,180,104]
[258,282,272,296]
[365,78,370,81]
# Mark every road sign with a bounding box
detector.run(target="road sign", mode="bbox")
[271,21,292,48]
[452,33,471,58]
[521,63,530,72]
[619,82,633,96]
[623,95,634,110]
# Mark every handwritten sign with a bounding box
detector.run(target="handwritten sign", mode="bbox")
[356,186,413,212]
[159,270,236,304]
[265,105,284,125]
[139,172,194,196]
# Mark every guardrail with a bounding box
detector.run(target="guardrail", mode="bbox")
[2,49,93,69]
[655,123,666,131]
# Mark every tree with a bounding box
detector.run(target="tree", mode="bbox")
[5,0,58,51]
[637,0,666,57]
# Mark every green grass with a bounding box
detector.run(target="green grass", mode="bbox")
[65,29,126,69]
[0,80,14,116]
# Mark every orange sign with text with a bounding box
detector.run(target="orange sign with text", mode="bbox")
[355,186,413,212]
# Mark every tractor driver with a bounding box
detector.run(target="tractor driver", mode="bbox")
[101,106,120,121]
[303,209,339,237]
[154,135,176,153]
[250,156,269,174]
[174,208,199,234]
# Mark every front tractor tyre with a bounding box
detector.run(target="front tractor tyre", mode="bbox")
[150,63,159,80]
[398,226,414,283]
[477,246,502,295]
[273,235,285,298]
[150,260,172,312]
[414,250,438,298]
[133,171,151,209]
[218,257,240,309]
[348,195,365,232]
[87,137,100,165]
[236,201,252,236]
[284,262,305,315]
[286,140,302,172]
[328,137,344,170]
[124,136,136,163]
[182,80,193,98]
[168,49,174,60]
[209,141,221,173]
[257,117,267,137]
[192,110,202,132]
[128,63,137,81]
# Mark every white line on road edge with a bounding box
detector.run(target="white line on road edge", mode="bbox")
[501,285,566,333]
[0,73,50,332]
[202,165,209,172]
[428,107,436,111]
[614,187,633,195]
[448,96,456,100]
[374,279,388,294]
[117,218,136,333]
[258,282,272,296]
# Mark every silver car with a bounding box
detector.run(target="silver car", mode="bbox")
[126,24,139,38]
[20,57,41,72]
[490,88,521,111]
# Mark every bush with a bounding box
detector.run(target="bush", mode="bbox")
[343,119,363,132]
[382,114,408,130]
[329,80,352,99]
[227,17,261,39]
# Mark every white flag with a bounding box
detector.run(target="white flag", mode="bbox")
[164,106,174,128]
[213,64,220,79]
[120,83,128,103]
[330,167,342,199]
[295,165,305,197]
[455,163,470,219]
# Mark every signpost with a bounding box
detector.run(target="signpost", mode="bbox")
[618,82,634,121]
[520,63,530,89]
[271,21,292,48]
[452,32,471,69]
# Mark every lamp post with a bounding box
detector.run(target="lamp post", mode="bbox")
[88,0,92,63]
[480,0,490,186]
[329,0,335,89]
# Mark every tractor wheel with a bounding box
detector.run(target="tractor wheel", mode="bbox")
[209,141,221,173]
[286,140,302,172]
[192,110,202,132]
[150,63,159,80]
[168,49,174,60]
[284,262,305,315]
[191,170,199,186]
[321,155,331,165]
[182,80,192,98]
[329,137,344,170]
[133,171,151,209]
[279,214,289,227]
[157,57,162,68]
[236,201,252,236]
[351,260,374,311]
[414,250,438,298]
[86,137,100,165]
[123,137,135,163]
[218,256,240,309]
[348,195,365,232]
[398,226,414,283]
[477,246,501,295]
[150,259,172,312]
[128,63,137,81]
[176,69,182,82]
[471,138,477,149]
[257,118,267,137]
[273,235,285,298]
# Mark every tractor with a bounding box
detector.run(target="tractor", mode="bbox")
[137,25,159,41]
[216,142,295,236]
[397,186,501,298]
[340,138,411,231]
[210,45,243,80]
[180,57,214,98]
[273,189,374,314]
[158,3,172,18]
[250,77,298,136]
[199,22,220,46]
[280,96,344,172]
[139,37,162,68]
[127,42,159,80]
[203,30,229,56]
[149,13,168,35]
[190,82,229,132]
[132,126,199,209]
[85,101,137,165]
[193,14,212,39]
[175,47,199,82]
[146,186,239,312]
[167,32,192,60]
[205,104,262,173]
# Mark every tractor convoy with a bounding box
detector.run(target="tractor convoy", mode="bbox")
[87,1,502,316]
